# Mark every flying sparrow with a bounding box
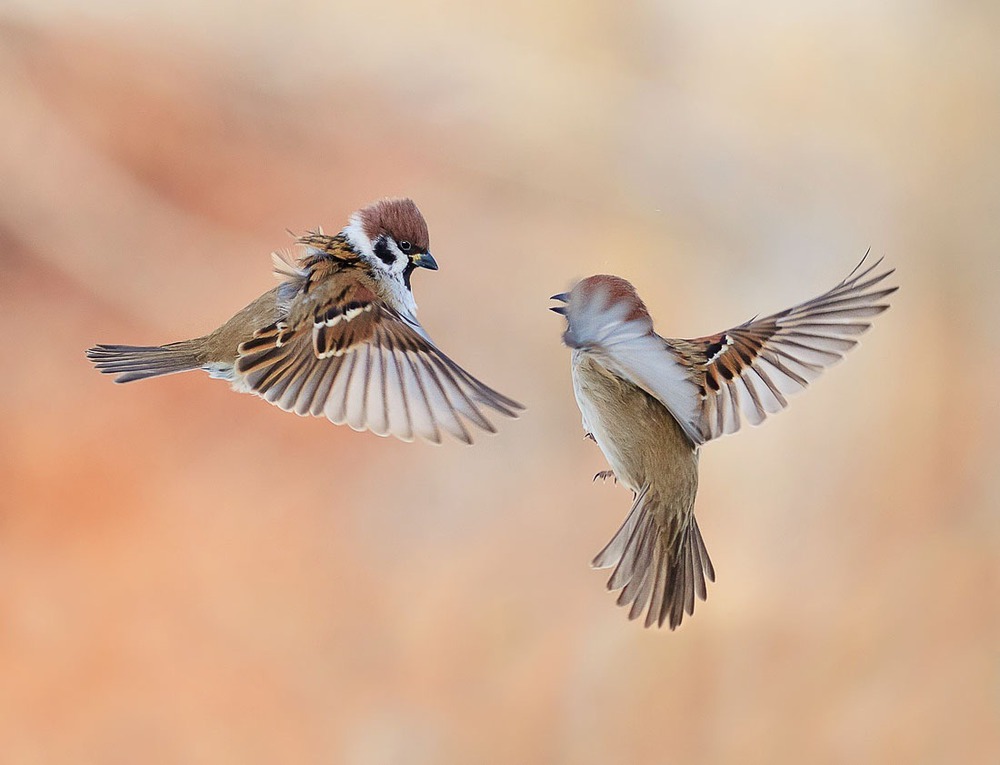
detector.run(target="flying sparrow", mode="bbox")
[88,198,523,443]
[550,254,896,628]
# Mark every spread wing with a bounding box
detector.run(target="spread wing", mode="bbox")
[669,253,897,441]
[235,282,522,444]
[556,253,896,446]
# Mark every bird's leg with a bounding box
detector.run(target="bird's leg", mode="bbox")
[585,433,617,483]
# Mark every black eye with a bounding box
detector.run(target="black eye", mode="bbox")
[398,240,412,253]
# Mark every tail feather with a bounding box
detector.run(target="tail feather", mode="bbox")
[87,341,202,383]
[592,485,715,630]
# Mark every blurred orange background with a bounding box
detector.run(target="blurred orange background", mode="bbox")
[1,2,997,763]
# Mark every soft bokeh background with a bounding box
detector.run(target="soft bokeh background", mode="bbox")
[1,1,997,763]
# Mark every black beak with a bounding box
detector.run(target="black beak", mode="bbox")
[549,292,569,314]
[413,252,438,271]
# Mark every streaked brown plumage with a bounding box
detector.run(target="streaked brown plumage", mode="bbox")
[88,198,523,444]
[551,254,896,629]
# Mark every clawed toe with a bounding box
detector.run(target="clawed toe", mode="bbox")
[593,470,617,484]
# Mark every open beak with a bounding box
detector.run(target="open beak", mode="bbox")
[412,252,439,271]
[549,292,569,315]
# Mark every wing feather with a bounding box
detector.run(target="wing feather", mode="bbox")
[235,279,520,443]
[381,345,413,441]
[414,351,472,444]
[670,253,897,441]
[559,254,895,445]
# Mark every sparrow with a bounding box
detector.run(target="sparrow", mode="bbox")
[550,254,896,629]
[88,198,523,443]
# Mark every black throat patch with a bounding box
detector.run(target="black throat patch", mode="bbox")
[402,261,417,290]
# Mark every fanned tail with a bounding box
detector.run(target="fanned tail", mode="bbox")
[86,341,202,383]
[592,486,715,630]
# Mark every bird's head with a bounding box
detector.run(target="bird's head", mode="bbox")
[344,198,436,288]
[550,275,654,349]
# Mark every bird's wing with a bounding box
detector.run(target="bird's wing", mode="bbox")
[235,281,522,444]
[558,254,895,445]
[668,253,896,442]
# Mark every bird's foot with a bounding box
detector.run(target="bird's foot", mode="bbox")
[593,469,617,484]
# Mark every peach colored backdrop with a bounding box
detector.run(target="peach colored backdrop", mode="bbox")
[1,3,997,763]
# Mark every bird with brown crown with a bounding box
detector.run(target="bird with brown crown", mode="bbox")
[551,254,896,629]
[88,198,523,444]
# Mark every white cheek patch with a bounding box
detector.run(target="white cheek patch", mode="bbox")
[343,216,407,274]
[342,215,377,260]
[340,218,419,320]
